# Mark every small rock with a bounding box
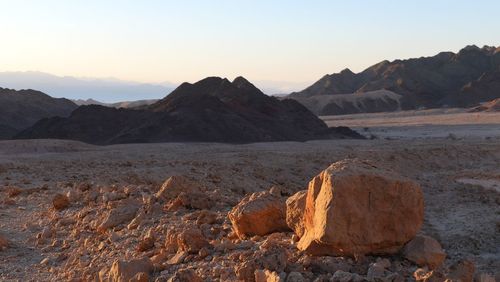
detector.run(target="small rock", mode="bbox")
[52,193,70,210]
[448,260,475,282]
[255,269,283,282]
[229,190,290,239]
[331,270,364,282]
[403,235,446,269]
[98,199,140,232]
[167,251,187,265]
[286,272,306,282]
[168,268,202,282]
[108,257,153,282]
[0,235,9,250]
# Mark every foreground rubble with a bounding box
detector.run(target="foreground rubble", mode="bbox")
[0,139,499,281]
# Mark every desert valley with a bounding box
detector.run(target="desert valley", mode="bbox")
[1,2,500,281]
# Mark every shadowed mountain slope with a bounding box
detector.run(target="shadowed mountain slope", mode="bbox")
[0,88,77,139]
[16,77,363,144]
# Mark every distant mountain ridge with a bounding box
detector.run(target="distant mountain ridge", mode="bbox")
[72,98,159,109]
[16,76,363,144]
[289,45,500,115]
[0,87,77,139]
[0,71,174,102]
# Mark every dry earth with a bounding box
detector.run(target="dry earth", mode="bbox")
[0,124,499,280]
[321,108,500,140]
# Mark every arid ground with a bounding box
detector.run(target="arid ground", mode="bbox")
[0,110,499,281]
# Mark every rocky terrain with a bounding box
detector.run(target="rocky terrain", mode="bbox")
[0,136,498,281]
[288,45,500,115]
[0,88,77,139]
[15,77,362,144]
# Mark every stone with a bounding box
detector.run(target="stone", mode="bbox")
[98,199,140,232]
[413,267,447,282]
[137,236,155,252]
[448,260,475,282]
[168,268,202,282]
[255,269,283,282]
[108,257,153,282]
[155,175,201,201]
[286,272,306,282]
[177,227,210,253]
[298,159,424,256]
[52,193,70,210]
[229,189,290,239]
[285,190,307,238]
[331,270,365,282]
[0,234,9,250]
[235,248,288,282]
[167,251,187,265]
[403,235,446,269]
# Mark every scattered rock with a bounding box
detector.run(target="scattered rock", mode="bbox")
[177,227,210,253]
[108,257,153,282]
[229,189,290,239]
[52,193,70,210]
[98,199,140,232]
[403,235,446,269]
[285,190,307,238]
[448,260,475,282]
[156,175,201,201]
[0,235,9,250]
[168,268,202,282]
[286,271,306,282]
[298,159,424,256]
[255,269,283,282]
[331,270,365,282]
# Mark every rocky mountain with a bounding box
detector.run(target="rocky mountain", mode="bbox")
[16,77,362,144]
[0,88,77,139]
[289,45,500,115]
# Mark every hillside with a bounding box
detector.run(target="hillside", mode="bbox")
[0,88,77,139]
[289,45,500,115]
[16,77,362,144]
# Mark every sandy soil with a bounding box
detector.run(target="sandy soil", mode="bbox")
[322,108,500,139]
[0,134,499,280]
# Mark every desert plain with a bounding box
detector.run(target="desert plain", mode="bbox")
[0,109,499,281]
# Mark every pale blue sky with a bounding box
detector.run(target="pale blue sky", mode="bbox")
[0,0,498,88]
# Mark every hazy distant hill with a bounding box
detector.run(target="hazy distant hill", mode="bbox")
[0,88,77,139]
[16,77,362,144]
[0,71,174,102]
[72,98,159,109]
[289,45,500,115]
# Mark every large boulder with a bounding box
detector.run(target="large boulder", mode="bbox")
[403,235,446,269]
[297,159,424,256]
[285,190,307,238]
[229,189,290,239]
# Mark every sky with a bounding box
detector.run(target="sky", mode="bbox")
[0,0,499,90]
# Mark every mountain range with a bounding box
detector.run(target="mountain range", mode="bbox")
[289,45,500,115]
[0,71,175,102]
[15,77,361,144]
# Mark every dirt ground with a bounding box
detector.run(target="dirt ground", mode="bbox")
[0,133,499,281]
